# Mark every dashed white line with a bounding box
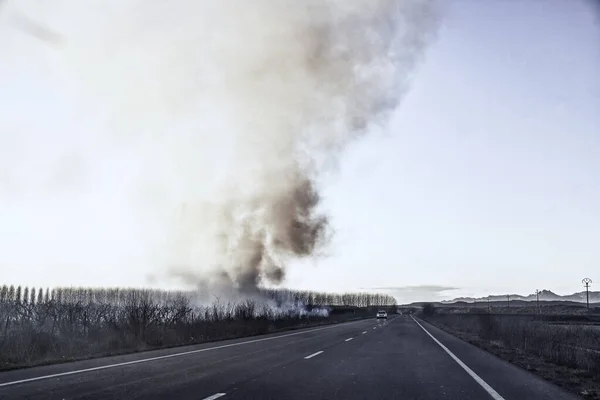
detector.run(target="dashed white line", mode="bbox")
[304,351,324,359]
[0,320,365,388]
[412,316,505,400]
[202,393,226,400]
[362,331,367,334]
[373,327,377,330]
[345,337,353,342]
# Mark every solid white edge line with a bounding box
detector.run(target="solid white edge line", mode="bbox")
[304,351,324,359]
[345,338,353,342]
[202,393,226,400]
[0,320,366,388]
[411,316,505,400]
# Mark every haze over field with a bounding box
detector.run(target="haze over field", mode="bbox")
[440,290,600,305]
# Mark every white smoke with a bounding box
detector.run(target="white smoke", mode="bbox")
[0,1,438,291]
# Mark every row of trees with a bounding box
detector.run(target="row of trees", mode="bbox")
[0,285,397,308]
[261,288,397,308]
[0,284,396,370]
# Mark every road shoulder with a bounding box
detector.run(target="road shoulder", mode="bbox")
[414,317,583,400]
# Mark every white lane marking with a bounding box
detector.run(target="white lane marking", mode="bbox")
[304,351,324,359]
[373,327,376,329]
[0,320,367,388]
[202,394,226,400]
[412,316,505,400]
[362,331,367,334]
[345,338,353,342]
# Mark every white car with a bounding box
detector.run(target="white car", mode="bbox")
[376,310,388,319]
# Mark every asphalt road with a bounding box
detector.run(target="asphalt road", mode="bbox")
[0,315,581,400]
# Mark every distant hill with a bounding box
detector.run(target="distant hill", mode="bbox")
[441,289,600,304]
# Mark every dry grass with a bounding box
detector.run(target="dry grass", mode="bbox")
[423,312,600,399]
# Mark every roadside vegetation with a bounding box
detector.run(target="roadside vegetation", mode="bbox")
[419,305,600,399]
[0,284,396,371]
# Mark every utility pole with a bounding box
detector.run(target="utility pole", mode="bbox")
[535,289,541,315]
[487,296,491,313]
[582,278,592,310]
[507,294,510,309]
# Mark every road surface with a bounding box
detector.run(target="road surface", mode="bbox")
[0,315,580,399]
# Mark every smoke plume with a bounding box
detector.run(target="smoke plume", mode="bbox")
[0,1,438,293]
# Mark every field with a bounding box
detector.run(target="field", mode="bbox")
[0,285,396,371]
[416,303,600,399]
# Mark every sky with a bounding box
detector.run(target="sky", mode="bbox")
[0,0,599,303]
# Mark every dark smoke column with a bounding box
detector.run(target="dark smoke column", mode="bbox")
[188,0,435,290]
[165,1,440,293]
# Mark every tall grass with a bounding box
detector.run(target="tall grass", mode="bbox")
[425,313,600,377]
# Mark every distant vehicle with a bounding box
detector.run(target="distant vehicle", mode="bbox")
[376,310,388,319]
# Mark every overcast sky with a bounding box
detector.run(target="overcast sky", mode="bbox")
[1,0,598,303]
